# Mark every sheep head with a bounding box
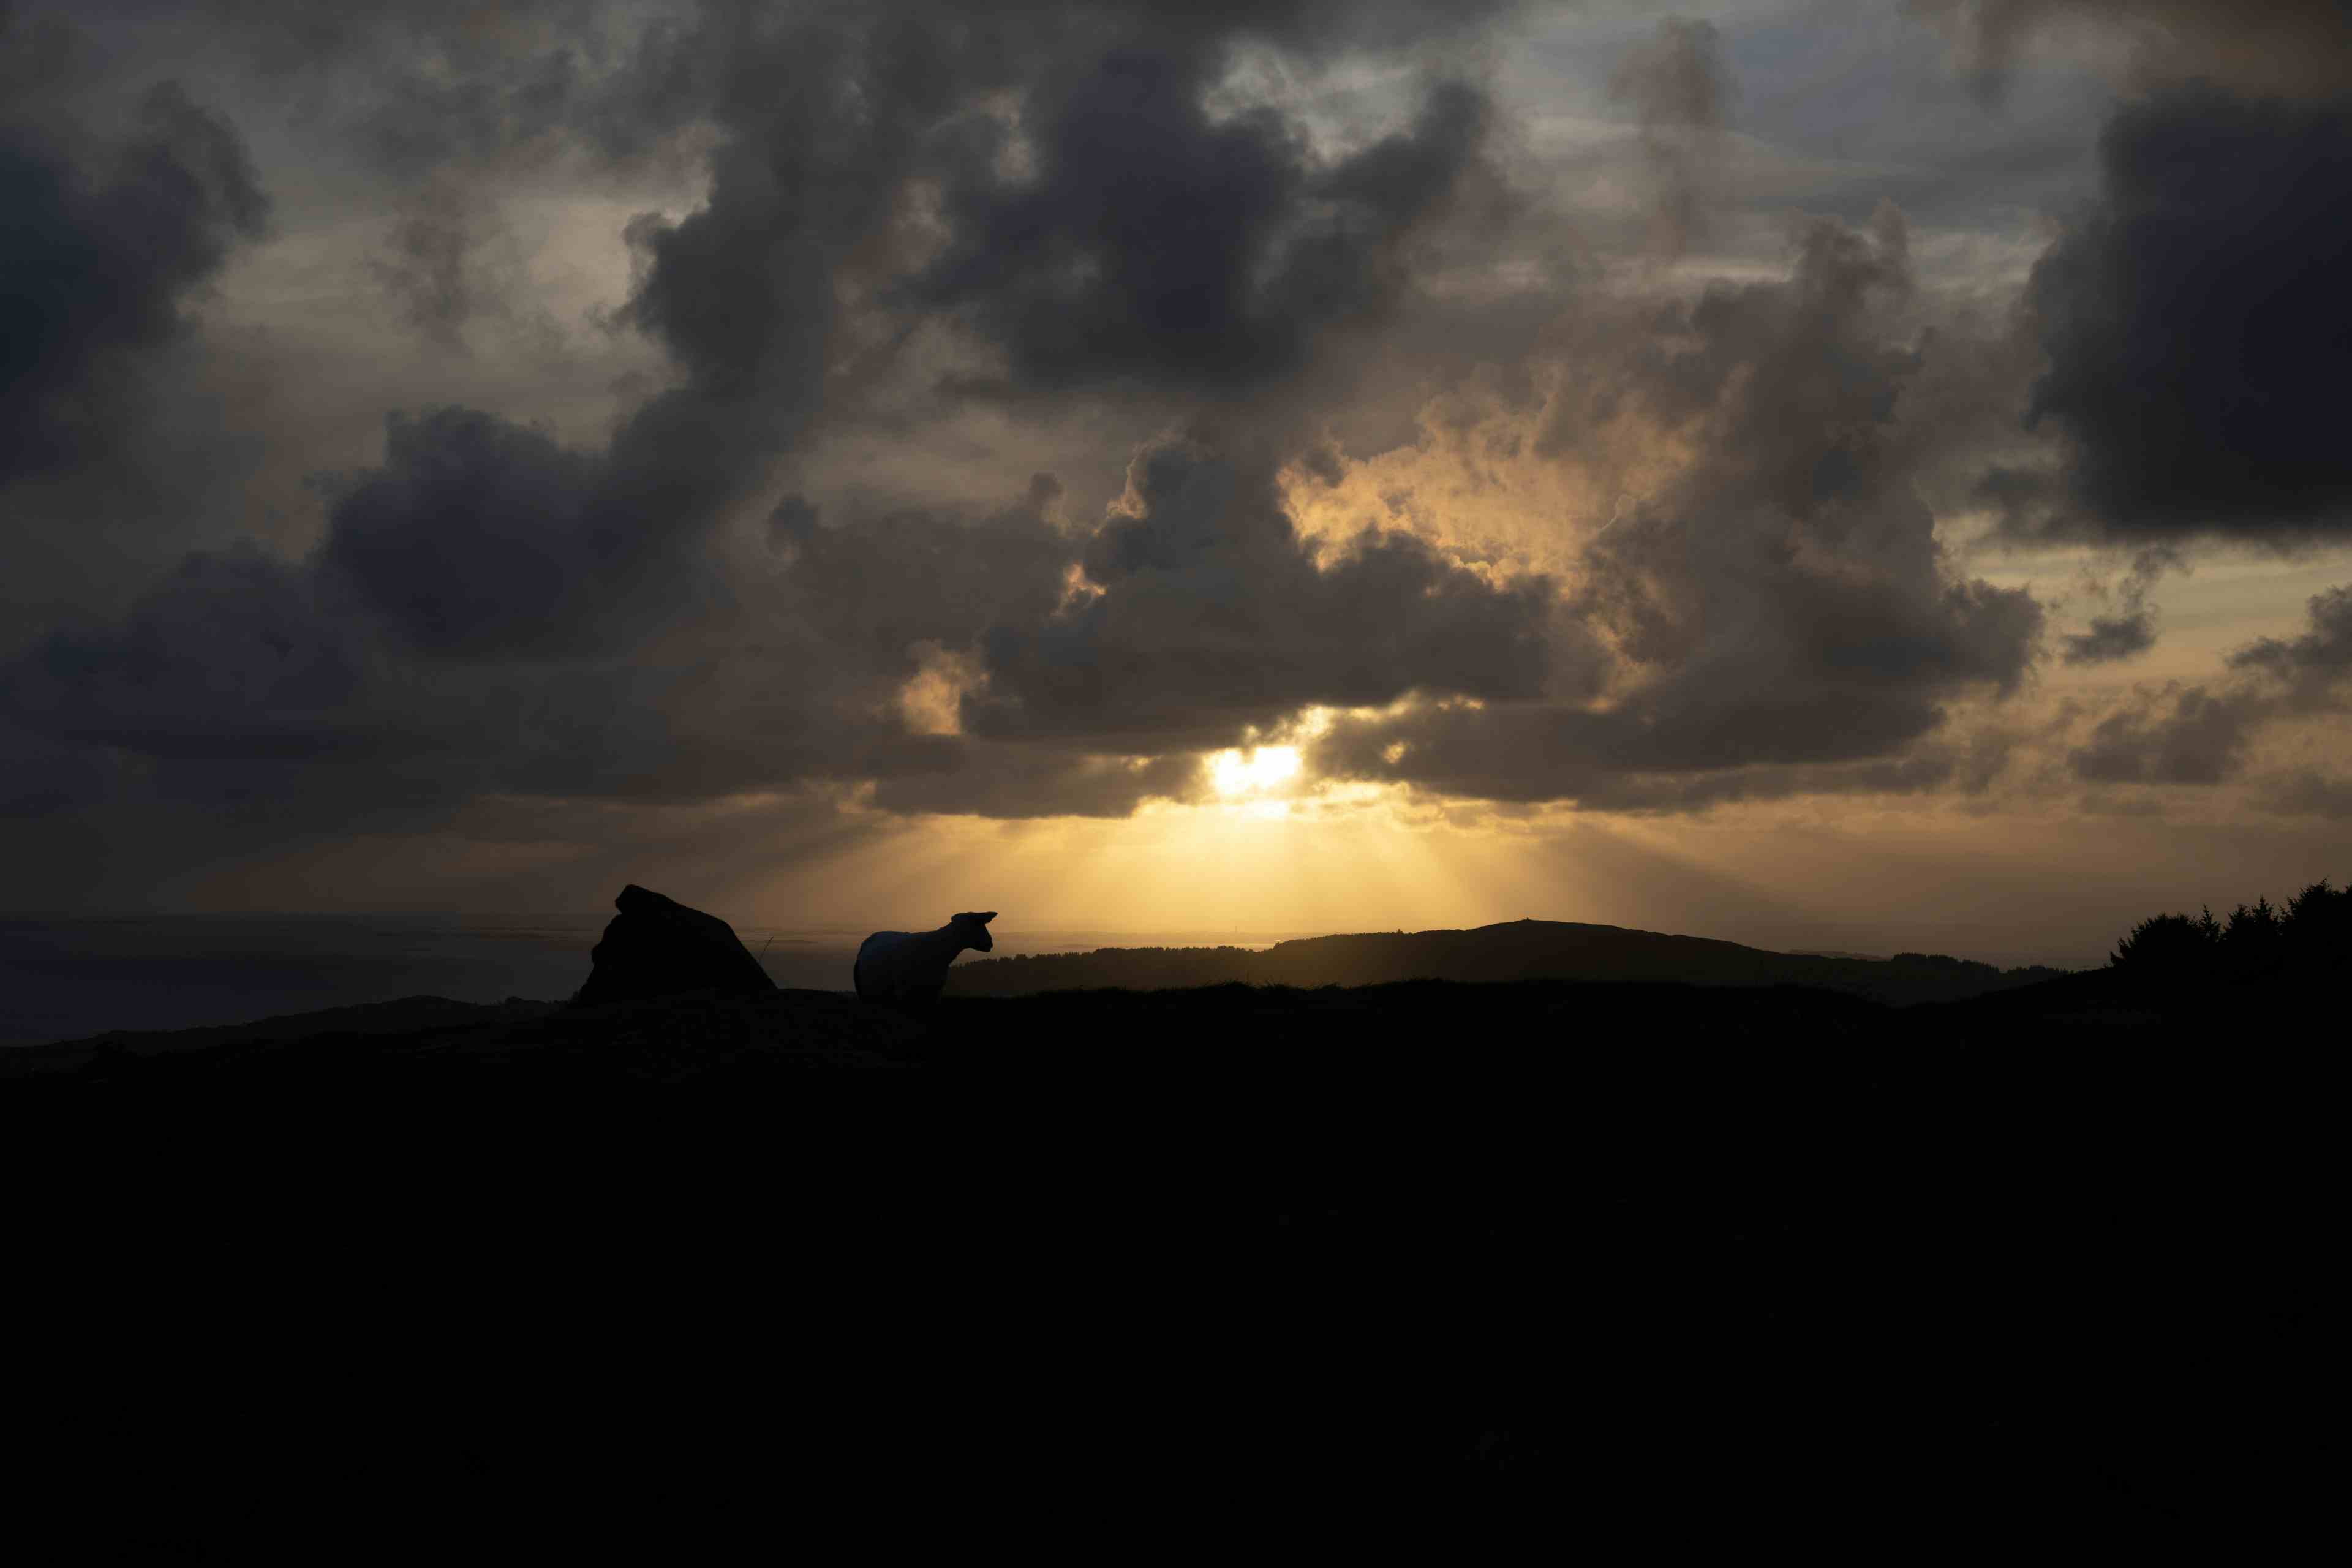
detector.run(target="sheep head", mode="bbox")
[953,910,997,952]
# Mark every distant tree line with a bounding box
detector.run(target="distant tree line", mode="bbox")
[2110,879,2350,981]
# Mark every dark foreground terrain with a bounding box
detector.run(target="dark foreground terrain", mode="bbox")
[6,967,2331,1553]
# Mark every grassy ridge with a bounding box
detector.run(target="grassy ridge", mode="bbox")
[948,918,2068,1005]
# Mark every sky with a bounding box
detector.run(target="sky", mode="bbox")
[3,0,2349,967]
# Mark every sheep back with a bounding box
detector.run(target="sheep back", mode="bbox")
[855,930,940,1007]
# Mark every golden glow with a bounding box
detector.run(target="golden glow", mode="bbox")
[897,643,980,736]
[848,778,1524,936]
[224,768,2352,974]
[1208,745,1302,796]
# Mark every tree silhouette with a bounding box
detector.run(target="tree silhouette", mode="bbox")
[2222,895,2283,979]
[2111,878,2347,984]
[2285,878,2351,959]
[2109,907,2220,977]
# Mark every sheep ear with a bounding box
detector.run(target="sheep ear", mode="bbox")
[956,910,997,924]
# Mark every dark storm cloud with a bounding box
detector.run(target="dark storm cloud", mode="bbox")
[867,744,1202,820]
[1607,16,1732,258]
[370,183,483,347]
[967,439,1569,749]
[317,8,976,662]
[0,76,268,486]
[124,0,636,173]
[0,478,1077,832]
[1158,0,1517,53]
[1,7,991,826]
[0,21,1128,826]
[918,58,1494,394]
[10,545,391,766]
[2011,85,2352,541]
[2263,771,2352,818]
[2229,584,2352,703]
[314,406,728,660]
[2060,547,2172,665]
[777,478,1071,668]
[2068,684,2259,784]
[1313,706,1999,813]
[2063,582,2350,788]
[1313,206,2046,805]
[0,740,105,822]
[1912,1,2352,100]
[12,458,1084,819]
[620,81,897,398]
[97,0,1515,178]
[5,0,2182,867]
[342,21,592,178]
[2,0,1533,854]
[2060,609,2155,666]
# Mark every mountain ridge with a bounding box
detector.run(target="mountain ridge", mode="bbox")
[948,916,2068,1006]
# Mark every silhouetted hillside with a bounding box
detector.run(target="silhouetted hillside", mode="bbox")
[1,986,921,1084]
[2,953,2277,1089]
[947,918,2067,1005]
[10,939,2333,1551]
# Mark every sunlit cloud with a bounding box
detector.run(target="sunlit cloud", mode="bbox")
[1207,745,1303,797]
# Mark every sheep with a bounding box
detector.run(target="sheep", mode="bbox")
[854,911,996,1012]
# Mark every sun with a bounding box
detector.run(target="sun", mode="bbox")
[1208,745,1302,796]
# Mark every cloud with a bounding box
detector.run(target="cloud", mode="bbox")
[0,9,981,814]
[5,6,2067,842]
[314,9,1004,662]
[2260,769,2352,819]
[2011,85,2352,541]
[1911,1,2352,100]
[2062,581,2351,788]
[17,546,374,766]
[132,0,656,177]
[866,744,1202,819]
[368,178,527,349]
[918,53,1496,395]
[2,0,1553,873]
[2068,684,2261,784]
[2059,547,2173,665]
[316,409,628,658]
[2059,609,2155,666]
[55,0,2352,910]
[1,501,1016,837]
[2228,584,2352,706]
[1308,206,2046,805]
[968,437,1570,749]
[1607,17,1732,258]
[0,76,269,488]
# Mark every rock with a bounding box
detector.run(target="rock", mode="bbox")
[574,885,776,1006]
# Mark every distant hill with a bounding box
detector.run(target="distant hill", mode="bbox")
[947,918,2068,1006]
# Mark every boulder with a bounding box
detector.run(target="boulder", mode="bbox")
[574,885,776,1006]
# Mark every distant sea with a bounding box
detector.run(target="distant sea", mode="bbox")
[0,915,1306,1047]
